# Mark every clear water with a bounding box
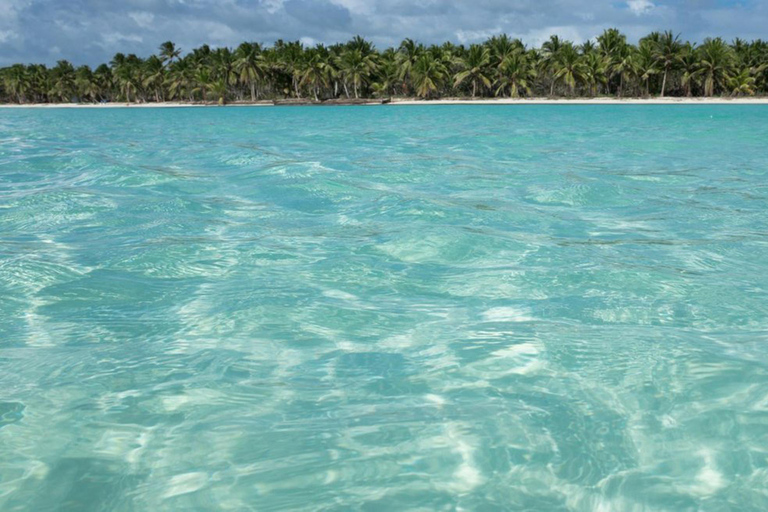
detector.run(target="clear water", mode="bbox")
[1,105,768,511]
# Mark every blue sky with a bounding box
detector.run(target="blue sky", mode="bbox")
[1,0,766,66]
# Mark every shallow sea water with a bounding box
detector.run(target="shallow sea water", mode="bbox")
[1,105,768,511]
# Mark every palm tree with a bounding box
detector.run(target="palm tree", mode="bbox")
[347,35,376,56]
[275,40,305,98]
[678,43,701,97]
[27,64,50,103]
[166,59,194,101]
[634,41,659,97]
[142,55,166,102]
[50,60,76,102]
[190,44,212,68]
[732,38,751,66]
[653,31,682,97]
[300,46,331,101]
[495,52,536,97]
[698,38,734,96]
[411,53,448,98]
[260,46,288,97]
[338,47,378,98]
[582,52,608,96]
[3,64,30,103]
[727,67,756,96]
[371,48,400,98]
[234,42,265,101]
[212,47,237,92]
[611,44,635,97]
[487,35,525,86]
[111,53,141,102]
[598,28,627,58]
[541,35,564,96]
[580,40,597,55]
[93,64,113,101]
[75,66,99,102]
[6,30,768,103]
[552,43,585,96]
[210,78,228,105]
[732,39,767,94]
[598,28,628,95]
[192,67,212,103]
[397,38,423,95]
[453,44,492,97]
[159,41,181,66]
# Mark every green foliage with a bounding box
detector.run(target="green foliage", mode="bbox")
[3,31,768,103]
[453,44,492,97]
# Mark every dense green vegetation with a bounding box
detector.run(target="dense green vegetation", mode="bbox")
[2,30,767,103]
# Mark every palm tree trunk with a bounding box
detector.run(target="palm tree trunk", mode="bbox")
[550,79,555,97]
[472,80,476,98]
[661,68,668,97]
[343,82,350,98]
[250,81,256,102]
[354,79,359,99]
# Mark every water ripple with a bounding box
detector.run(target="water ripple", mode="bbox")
[2,105,768,510]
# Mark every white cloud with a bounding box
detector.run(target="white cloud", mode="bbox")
[1,0,767,67]
[100,32,143,46]
[0,29,17,43]
[299,36,317,46]
[129,12,155,29]
[328,0,372,15]
[0,0,26,22]
[262,0,285,14]
[513,26,589,47]
[627,0,654,16]
[455,27,502,44]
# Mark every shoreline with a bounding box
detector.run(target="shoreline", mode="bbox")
[2,97,768,108]
[392,97,768,105]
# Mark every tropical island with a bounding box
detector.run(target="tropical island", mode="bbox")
[1,29,767,105]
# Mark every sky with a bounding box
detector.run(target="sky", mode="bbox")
[0,0,766,66]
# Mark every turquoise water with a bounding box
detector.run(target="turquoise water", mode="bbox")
[1,105,768,511]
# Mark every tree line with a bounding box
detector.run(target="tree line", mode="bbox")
[2,29,767,104]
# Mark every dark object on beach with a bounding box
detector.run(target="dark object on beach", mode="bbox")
[272,98,318,106]
[272,98,387,106]
[321,98,385,106]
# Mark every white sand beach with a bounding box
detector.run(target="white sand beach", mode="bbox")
[0,102,273,108]
[2,97,768,108]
